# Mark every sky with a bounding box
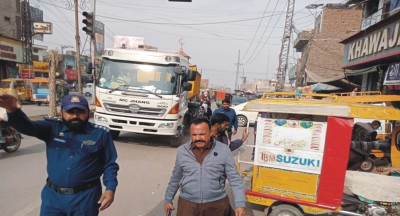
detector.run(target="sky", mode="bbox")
[32,0,347,90]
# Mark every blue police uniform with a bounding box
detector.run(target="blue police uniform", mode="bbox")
[7,97,119,216]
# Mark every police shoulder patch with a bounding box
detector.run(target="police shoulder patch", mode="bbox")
[44,116,62,122]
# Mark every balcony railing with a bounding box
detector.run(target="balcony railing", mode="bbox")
[361,10,382,30]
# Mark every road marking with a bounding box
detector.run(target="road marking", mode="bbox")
[11,200,41,216]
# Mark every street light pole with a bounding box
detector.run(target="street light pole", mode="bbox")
[74,0,82,95]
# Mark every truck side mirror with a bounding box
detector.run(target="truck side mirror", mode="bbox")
[87,63,94,74]
[174,66,184,75]
[187,70,197,81]
[182,82,192,91]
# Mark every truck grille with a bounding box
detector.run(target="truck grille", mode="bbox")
[104,103,166,117]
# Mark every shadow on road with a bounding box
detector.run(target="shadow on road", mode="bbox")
[116,131,191,148]
[0,143,45,160]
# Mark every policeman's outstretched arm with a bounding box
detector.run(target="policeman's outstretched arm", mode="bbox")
[0,94,20,113]
[0,94,51,141]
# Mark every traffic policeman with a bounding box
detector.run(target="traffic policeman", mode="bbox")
[0,94,119,215]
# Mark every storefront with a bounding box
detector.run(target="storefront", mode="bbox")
[341,12,400,92]
[0,36,23,80]
[19,61,49,78]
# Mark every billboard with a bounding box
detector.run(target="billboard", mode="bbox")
[384,62,400,85]
[95,21,104,57]
[114,36,145,49]
[0,37,23,63]
[254,118,327,174]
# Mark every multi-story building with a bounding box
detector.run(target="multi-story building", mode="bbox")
[341,0,400,93]
[0,0,23,80]
[294,3,363,90]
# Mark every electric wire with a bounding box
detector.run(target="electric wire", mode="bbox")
[240,0,271,62]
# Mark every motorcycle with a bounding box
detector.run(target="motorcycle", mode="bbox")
[0,121,21,153]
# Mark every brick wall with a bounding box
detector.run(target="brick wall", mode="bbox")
[321,7,363,33]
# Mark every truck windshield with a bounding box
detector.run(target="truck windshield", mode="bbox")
[98,59,178,95]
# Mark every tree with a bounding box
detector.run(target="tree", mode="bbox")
[46,50,62,117]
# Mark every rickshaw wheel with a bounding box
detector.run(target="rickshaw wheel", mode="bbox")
[269,204,302,216]
[360,158,375,172]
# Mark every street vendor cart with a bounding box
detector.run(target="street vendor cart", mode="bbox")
[240,92,400,216]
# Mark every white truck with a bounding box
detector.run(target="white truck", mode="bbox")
[93,47,197,146]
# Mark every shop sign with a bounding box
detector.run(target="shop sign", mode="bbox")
[113,36,144,49]
[384,62,400,85]
[65,68,78,80]
[0,38,23,63]
[343,20,400,68]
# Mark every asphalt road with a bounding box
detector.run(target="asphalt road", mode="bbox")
[0,106,265,216]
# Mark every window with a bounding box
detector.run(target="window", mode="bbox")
[365,0,380,17]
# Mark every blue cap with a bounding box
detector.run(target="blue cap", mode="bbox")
[61,95,89,112]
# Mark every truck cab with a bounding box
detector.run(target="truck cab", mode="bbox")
[94,48,197,146]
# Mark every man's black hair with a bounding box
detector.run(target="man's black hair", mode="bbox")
[222,99,231,104]
[190,118,211,130]
[371,120,381,127]
[211,113,230,126]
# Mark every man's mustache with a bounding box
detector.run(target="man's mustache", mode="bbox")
[68,118,83,124]
[194,139,206,143]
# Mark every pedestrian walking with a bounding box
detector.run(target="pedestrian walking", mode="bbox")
[211,99,238,139]
[0,94,119,216]
[164,118,246,216]
[210,113,249,151]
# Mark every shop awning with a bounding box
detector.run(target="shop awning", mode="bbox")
[345,65,379,77]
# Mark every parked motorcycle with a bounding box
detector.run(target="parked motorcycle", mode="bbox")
[0,122,21,153]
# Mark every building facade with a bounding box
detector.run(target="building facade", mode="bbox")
[294,4,363,90]
[341,0,400,93]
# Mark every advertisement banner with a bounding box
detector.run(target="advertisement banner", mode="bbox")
[384,63,400,85]
[65,68,78,81]
[254,118,327,174]
[95,21,105,57]
[21,69,35,79]
[113,36,145,49]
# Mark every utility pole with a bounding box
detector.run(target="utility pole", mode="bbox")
[275,0,295,92]
[21,0,33,66]
[266,51,270,80]
[48,50,61,117]
[234,50,242,90]
[89,0,97,104]
[74,0,82,95]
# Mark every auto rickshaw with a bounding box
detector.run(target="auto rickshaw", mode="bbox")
[0,78,32,102]
[31,78,69,106]
[239,92,400,216]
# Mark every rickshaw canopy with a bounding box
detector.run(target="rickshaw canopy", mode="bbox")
[244,96,400,121]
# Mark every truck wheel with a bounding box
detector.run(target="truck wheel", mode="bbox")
[269,204,302,216]
[169,135,183,147]
[110,130,120,140]
[36,102,42,106]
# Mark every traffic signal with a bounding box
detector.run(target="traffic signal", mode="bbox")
[82,11,94,37]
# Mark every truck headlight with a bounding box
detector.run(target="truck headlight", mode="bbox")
[159,123,174,128]
[95,115,108,122]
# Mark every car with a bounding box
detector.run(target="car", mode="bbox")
[83,83,94,97]
[232,102,258,127]
[231,95,248,106]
